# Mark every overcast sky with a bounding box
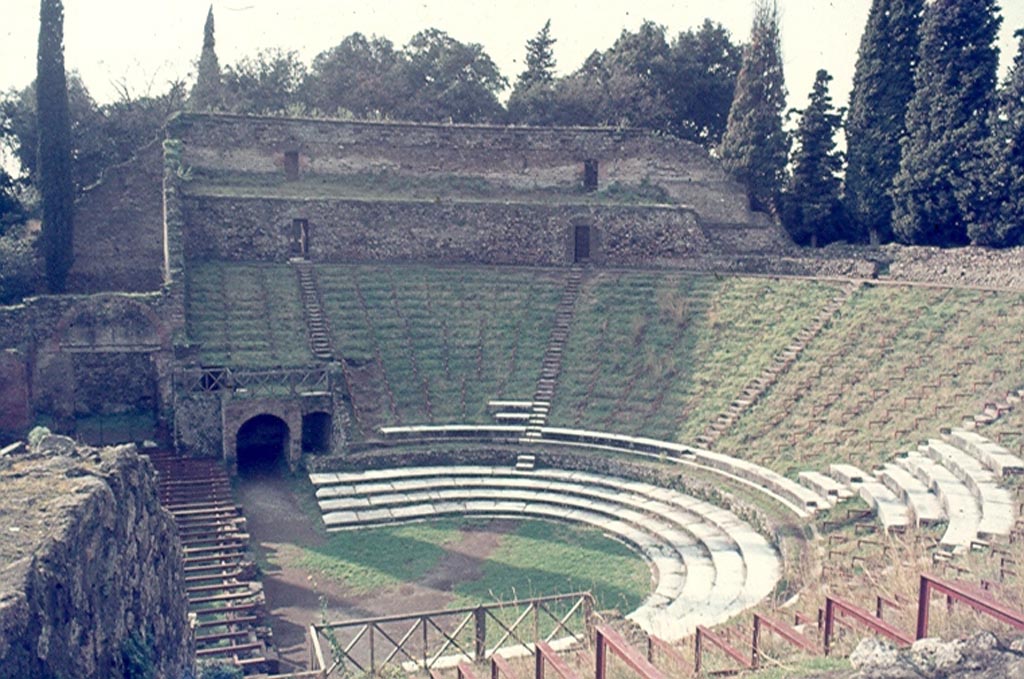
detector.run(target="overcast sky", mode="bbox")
[2,1,1023,111]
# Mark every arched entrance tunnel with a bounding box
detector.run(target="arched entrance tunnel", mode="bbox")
[235,414,290,476]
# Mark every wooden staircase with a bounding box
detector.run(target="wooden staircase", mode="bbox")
[146,451,277,674]
[292,259,334,362]
[525,268,585,439]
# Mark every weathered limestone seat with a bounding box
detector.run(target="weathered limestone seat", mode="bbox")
[308,466,780,641]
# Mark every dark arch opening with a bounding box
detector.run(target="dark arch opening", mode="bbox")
[302,411,332,453]
[236,414,289,476]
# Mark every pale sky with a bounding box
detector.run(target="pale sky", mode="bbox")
[2,1,1023,111]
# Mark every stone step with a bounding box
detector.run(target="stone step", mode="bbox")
[829,464,868,486]
[944,428,1024,478]
[797,471,854,505]
[921,440,1015,538]
[895,452,980,552]
[874,464,945,526]
[856,481,912,532]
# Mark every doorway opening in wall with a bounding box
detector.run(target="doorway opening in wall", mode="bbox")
[301,412,331,453]
[291,219,309,258]
[284,151,300,180]
[574,225,591,263]
[583,159,599,192]
[236,414,289,476]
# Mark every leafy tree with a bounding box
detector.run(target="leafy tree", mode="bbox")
[845,0,923,244]
[0,228,40,304]
[224,49,307,115]
[36,0,74,292]
[0,108,25,228]
[662,20,742,146]
[783,70,846,247]
[189,6,223,110]
[719,0,790,214]
[4,76,182,194]
[303,33,404,118]
[547,22,671,129]
[507,20,558,124]
[970,30,1024,246]
[395,29,507,123]
[891,0,1001,245]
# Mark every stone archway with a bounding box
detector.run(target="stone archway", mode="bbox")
[235,414,290,476]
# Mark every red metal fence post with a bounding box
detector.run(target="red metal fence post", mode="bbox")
[595,627,606,679]
[694,627,703,674]
[823,598,835,656]
[916,575,932,640]
[751,614,762,668]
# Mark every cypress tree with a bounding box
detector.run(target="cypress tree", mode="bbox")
[784,70,845,247]
[719,0,789,214]
[36,0,74,293]
[508,20,558,125]
[970,31,1024,246]
[189,6,222,110]
[891,0,1001,246]
[845,0,923,244]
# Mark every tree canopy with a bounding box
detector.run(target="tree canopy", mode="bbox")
[784,70,846,247]
[845,0,923,244]
[719,0,790,214]
[891,0,1002,246]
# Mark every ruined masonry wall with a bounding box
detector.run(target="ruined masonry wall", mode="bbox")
[0,437,191,679]
[70,140,165,294]
[172,113,762,226]
[183,195,711,265]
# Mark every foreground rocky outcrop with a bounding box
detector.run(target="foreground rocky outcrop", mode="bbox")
[847,632,1024,678]
[0,433,191,679]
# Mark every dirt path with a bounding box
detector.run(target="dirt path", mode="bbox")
[236,473,515,671]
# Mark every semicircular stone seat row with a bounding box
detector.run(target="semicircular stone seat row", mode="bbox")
[308,465,781,641]
[804,429,1022,553]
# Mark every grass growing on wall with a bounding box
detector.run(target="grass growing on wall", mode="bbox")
[317,264,564,425]
[187,262,314,367]
[716,284,1024,476]
[547,272,842,442]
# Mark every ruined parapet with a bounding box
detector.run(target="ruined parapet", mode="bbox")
[0,432,192,679]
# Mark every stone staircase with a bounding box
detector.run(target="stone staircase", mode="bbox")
[308,464,781,641]
[526,268,585,438]
[291,259,334,362]
[696,282,860,448]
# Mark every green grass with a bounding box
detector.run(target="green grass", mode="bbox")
[295,519,650,612]
[186,262,315,367]
[186,169,672,206]
[717,284,1024,476]
[297,520,464,594]
[549,272,843,442]
[450,520,649,612]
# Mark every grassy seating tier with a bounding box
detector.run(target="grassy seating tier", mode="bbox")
[718,285,1024,477]
[315,264,565,427]
[186,262,314,367]
[547,272,842,442]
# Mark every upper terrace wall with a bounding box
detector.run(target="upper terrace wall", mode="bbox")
[70,140,165,293]
[170,113,763,226]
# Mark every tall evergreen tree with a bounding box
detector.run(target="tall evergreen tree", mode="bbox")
[891,0,1001,246]
[519,19,556,88]
[845,0,923,244]
[784,70,846,247]
[189,6,222,110]
[719,0,789,214]
[508,20,558,124]
[36,0,74,293]
[971,30,1024,246]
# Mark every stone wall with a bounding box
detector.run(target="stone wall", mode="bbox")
[182,195,728,266]
[171,112,761,225]
[0,290,183,440]
[70,140,165,293]
[0,435,191,679]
